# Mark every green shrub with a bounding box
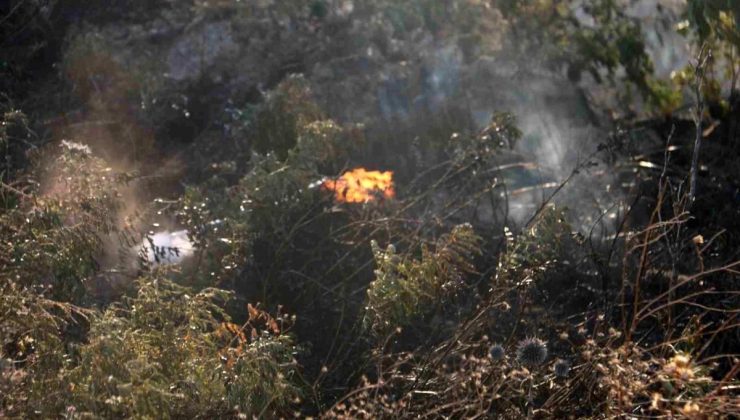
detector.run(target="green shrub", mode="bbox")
[251,76,323,160]
[61,276,300,419]
[0,282,77,417]
[365,223,481,335]
[495,206,575,288]
[0,141,126,302]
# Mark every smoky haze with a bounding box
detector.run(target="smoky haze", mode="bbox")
[49,0,686,271]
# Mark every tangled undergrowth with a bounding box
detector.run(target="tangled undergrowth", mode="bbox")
[2,0,740,418]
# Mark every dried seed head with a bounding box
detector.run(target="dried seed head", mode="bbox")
[489,344,505,361]
[554,359,570,377]
[516,337,547,367]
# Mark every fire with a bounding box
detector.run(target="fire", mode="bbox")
[323,168,395,203]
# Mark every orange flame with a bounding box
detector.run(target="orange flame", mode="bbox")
[323,168,395,203]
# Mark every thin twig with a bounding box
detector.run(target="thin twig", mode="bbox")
[688,45,711,204]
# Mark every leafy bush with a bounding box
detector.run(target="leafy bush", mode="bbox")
[0,141,125,302]
[59,276,300,419]
[365,223,481,335]
[0,282,77,417]
[495,206,575,288]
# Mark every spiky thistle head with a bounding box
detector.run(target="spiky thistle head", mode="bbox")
[554,359,570,377]
[489,344,505,361]
[516,337,547,367]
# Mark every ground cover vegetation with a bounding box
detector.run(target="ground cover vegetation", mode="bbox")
[1,0,739,418]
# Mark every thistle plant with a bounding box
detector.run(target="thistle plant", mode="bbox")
[554,359,571,378]
[489,344,506,361]
[516,338,548,368]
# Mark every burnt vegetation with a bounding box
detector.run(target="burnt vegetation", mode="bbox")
[1,1,739,418]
